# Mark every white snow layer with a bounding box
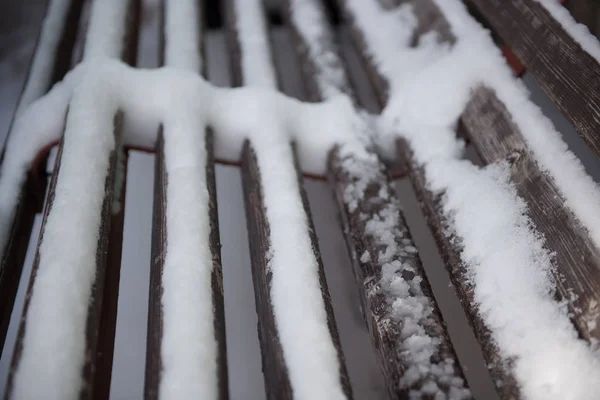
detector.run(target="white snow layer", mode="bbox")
[288,1,469,397]
[83,0,128,60]
[230,0,349,397]
[0,59,363,399]
[8,0,129,397]
[232,0,277,88]
[3,0,600,398]
[533,0,600,62]
[164,0,202,72]
[159,1,217,398]
[344,0,600,399]
[288,0,348,99]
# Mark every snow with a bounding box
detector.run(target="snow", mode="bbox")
[288,0,348,99]
[3,0,600,398]
[158,1,216,397]
[343,0,600,398]
[164,0,202,72]
[225,1,351,397]
[1,58,365,399]
[289,2,469,396]
[533,0,600,62]
[339,148,470,399]
[83,0,129,60]
[231,0,277,88]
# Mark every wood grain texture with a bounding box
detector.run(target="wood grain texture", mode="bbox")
[93,0,140,397]
[462,86,600,342]
[240,141,293,400]
[226,1,352,397]
[466,0,600,158]
[338,0,520,396]
[144,132,166,400]
[240,141,353,400]
[285,1,468,397]
[145,1,228,397]
[5,112,119,399]
[0,0,85,357]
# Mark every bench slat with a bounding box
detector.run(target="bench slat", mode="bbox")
[338,0,520,396]
[225,1,352,398]
[462,86,600,342]
[7,114,120,398]
[145,132,166,400]
[0,0,85,357]
[467,0,600,158]
[145,1,228,398]
[284,0,469,397]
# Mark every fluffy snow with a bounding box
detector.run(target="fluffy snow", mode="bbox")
[533,0,600,62]
[288,0,348,99]
[164,0,202,72]
[4,0,600,398]
[228,0,351,397]
[159,1,215,398]
[231,0,277,88]
[1,58,364,399]
[289,2,469,396]
[83,0,129,60]
[344,0,600,398]
[339,148,470,399]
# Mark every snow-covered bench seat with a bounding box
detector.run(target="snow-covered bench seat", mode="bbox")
[1,0,600,399]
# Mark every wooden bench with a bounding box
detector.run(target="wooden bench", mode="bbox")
[1,0,600,399]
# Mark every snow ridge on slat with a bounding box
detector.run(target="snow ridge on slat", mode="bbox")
[226,0,352,398]
[285,0,470,398]
[146,1,228,399]
[341,0,600,398]
[7,1,138,398]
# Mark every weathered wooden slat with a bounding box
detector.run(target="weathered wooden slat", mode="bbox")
[145,1,228,397]
[239,141,293,399]
[338,0,519,396]
[93,1,141,397]
[93,149,128,400]
[6,0,140,396]
[567,0,600,37]
[145,132,166,400]
[240,140,353,399]
[5,114,120,399]
[466,0,600,158]
[0,0,85,357]
[284,0,469,397]
[225,1,352,397]
[205,128,229,400]
[461,86,600,341]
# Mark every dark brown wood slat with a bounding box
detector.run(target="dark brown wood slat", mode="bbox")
[205,128,229,400]
[461,86,600,341]
[283,0,469,397]
[145,2,228,398]
[224,1,352,398]
[337,0,519,396]
[466,0,600,158]
[145,131,166,400]
[239,141,293,399]
[567,0,600,37]
[5,115,120,400]
[145,130,228,400]
[6,0,140,397]
[92,0,141,397]
[0,0,86,357]
[240,141,352,400]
